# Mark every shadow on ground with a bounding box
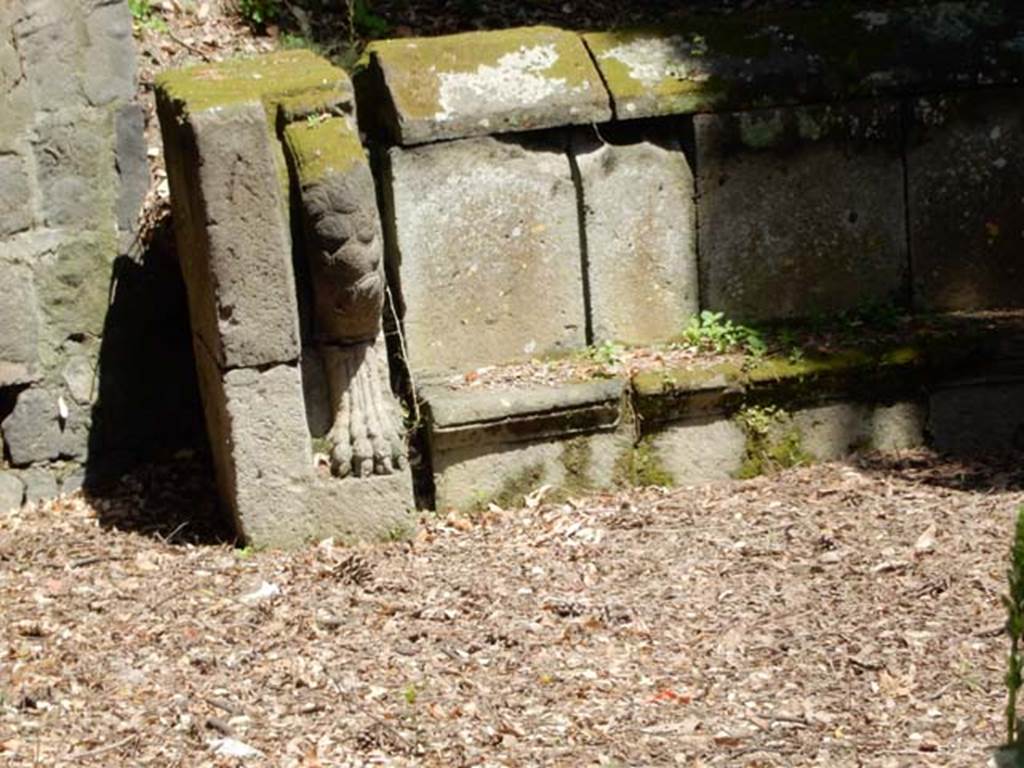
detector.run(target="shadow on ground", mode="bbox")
[856,449,1024,494]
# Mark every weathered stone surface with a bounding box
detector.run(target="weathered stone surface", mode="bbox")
[930,380,1024,455]
[793,401,925,459]
[21,466,57,505]
[13,0,86,107]
[572,129,697,344]
[114,102,149,235]
[0,3,34,150]
[907,89,1024,312]
[695,101,908,322]
[308,473,415,542]
[156,50,352,117]
[194,343,314,548]
[384,134,586,373]
[162,100,301,368]
[0,260,41,387]
[0,472,25,512]
[60,465,86,496]
[0,154,33,237]
[651,418,745,484]
[0,386,89,465]
[32,109,117,229]
[32,231,116,371]
[81,0,137,107]
[362,26,611,145]
[1,387,61,465]
[432,430,627,511]
[584,5,1024,120]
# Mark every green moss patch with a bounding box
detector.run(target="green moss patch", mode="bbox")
[155,49,350,120]
[613,437,674,488]
[282,116,366,183]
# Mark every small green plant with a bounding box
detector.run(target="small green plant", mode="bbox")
[735,405,810,478]
[583,340,626,369]
[127,0,168,31]
[682,311,766,357]
[402,684,418,706]
[1004,507,1024,748]
[238,0,281,28]
[345,0,389,44]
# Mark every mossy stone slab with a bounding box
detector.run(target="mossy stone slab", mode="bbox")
[363,26,611,145]
[585,3,1024,119]
[155,49,352,119]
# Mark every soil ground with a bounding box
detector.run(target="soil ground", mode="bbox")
[1,450,1021,766]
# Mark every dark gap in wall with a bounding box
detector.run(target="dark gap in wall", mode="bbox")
[567,128,595,347]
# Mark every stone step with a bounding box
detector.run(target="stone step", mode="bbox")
[416,312,1024,510]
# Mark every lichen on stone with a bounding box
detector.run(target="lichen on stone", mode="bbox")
[282,115,366,184]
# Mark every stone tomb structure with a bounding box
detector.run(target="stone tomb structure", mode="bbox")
[156,5,1024,545]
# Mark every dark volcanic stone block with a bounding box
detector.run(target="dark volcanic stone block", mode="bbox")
[695,100,908,322]
[907,88,1024,312]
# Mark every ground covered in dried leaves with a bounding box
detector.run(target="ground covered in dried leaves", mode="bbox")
[1,451,1021,766]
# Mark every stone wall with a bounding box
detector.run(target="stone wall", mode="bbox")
[8,2,1019,540]
[0,0,151,510]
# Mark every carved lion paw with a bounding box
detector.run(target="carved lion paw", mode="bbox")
[323,342,406,479]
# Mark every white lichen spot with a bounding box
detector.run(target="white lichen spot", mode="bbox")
[990,126,1003,141]
[599,36,702,87]
[855,10,890,29]
[433,44,570,122]
[993,157,1007,169]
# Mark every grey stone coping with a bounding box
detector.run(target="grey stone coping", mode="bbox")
[420,378,626,449]
[584,3,1024,119]
[359,25,611,145]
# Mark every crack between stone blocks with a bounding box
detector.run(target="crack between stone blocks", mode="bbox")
[567,135,595,347]
[577,32,617,121]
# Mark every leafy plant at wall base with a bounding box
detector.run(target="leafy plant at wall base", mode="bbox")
[1004,507,1024,748]
[682,311,765,356]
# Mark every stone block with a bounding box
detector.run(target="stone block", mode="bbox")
[384,134,586,374]
[0,386,89,465]
[114,102,149,235]
[651,418,746,485]
[13,0,86,107]
[0,260,41,387]
[584,7,1024,120]
[82,0,137,107]
[572,129,697,344]
[362,26,611,145]
[0,154,33,237]
[155,50,352,117]
[0,3,34,150]
[32,231,116,369]
[308,473,415,543]
[695,101,908,322]
[0,472,25,511]
[433,430,628,512]
[793,401,925,459]
[161,99,301,369]
[22,467,58,505]
[930,380,1024,455]
[907,89,1024,311]
[32,109,117,229]
[193,342,314,547]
